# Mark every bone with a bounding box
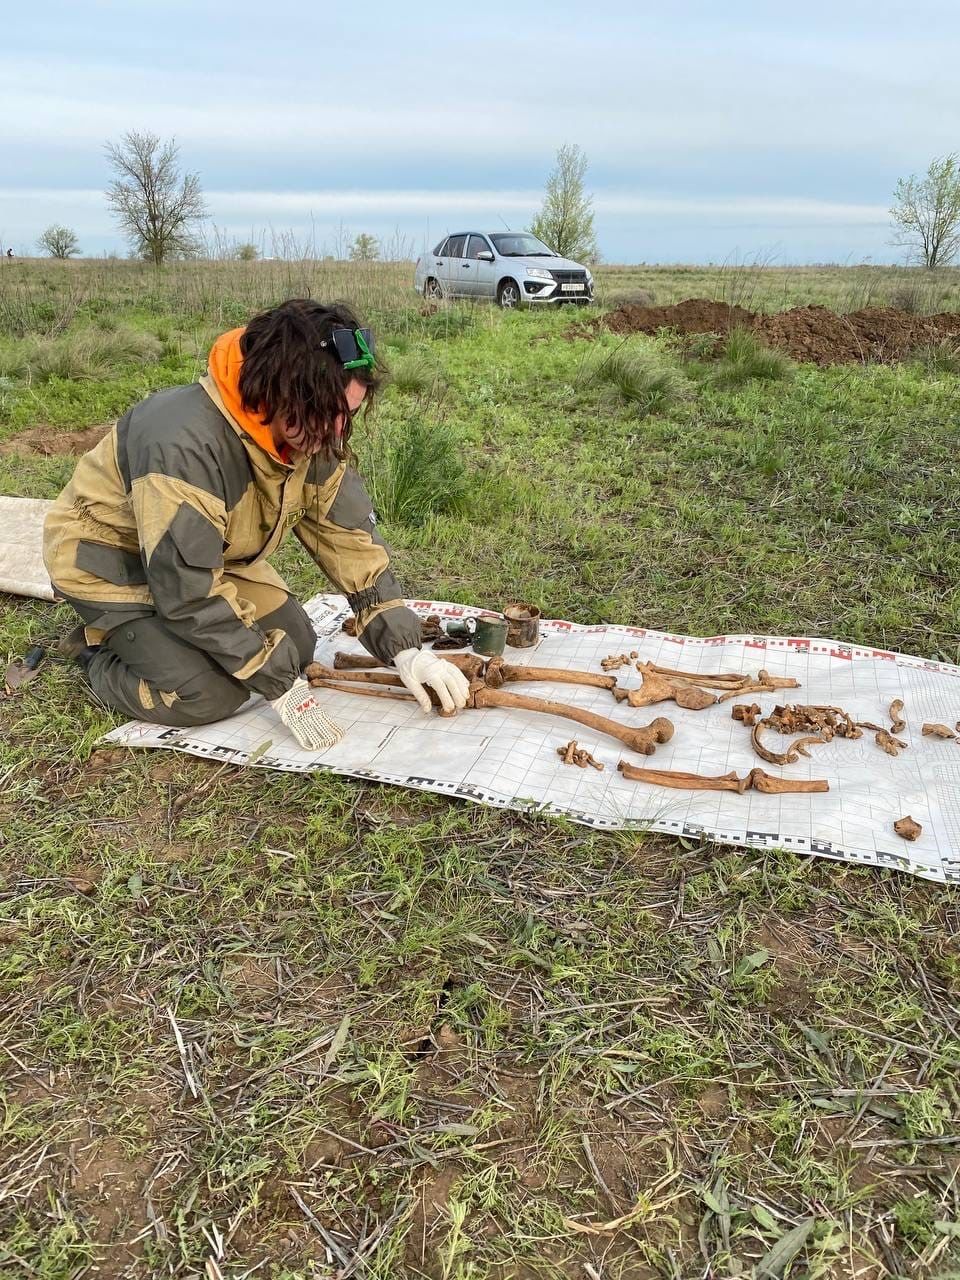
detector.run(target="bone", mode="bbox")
[330,651,485,679]
[875,729,907,757]
[307,663,405,688]
[750,769,830,794]
[469,683,673,755]
[894,815,922,841]
[617,762,751,792]
[616,762,828,793]
[306,679,417,702]
[716,671,802,703]
[889,699,906,735]
[601,653,634,672]
[310,666,673,755]
[751,724,827,766]
[640,663,748,688]
[557,741,603,770]
[922,723,957,739]
[484,657,617,691]
[611,664,716,710]
[731,703,762,726]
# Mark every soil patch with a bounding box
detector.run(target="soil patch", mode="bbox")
[592,299,960,365]
[0,423,111,456]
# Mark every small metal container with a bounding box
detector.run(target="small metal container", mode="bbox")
[503,602,541,648]
[471,617,509,657]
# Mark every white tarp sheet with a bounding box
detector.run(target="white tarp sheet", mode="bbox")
[103,595,960,884]
[0,496,55,600]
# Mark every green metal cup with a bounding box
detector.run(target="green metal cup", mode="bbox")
[471,617,508,657]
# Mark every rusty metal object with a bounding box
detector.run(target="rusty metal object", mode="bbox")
[616,761,828,793]
[894,815,922,841]
[503,602,541,648]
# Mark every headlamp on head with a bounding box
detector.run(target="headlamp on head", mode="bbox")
[321,327,376,371]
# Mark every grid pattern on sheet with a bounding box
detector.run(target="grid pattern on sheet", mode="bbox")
[102,595,960,884]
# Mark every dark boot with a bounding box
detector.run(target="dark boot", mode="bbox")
[58,624,100,672]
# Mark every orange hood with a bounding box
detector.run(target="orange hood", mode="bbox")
[207,327,287,462]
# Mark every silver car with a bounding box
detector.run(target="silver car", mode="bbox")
[414,231,594,308]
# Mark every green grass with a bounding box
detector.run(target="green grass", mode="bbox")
[1,261,960,1278]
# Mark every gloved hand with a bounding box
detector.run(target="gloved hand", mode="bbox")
[393,648,471,715]
[270,678,343,751]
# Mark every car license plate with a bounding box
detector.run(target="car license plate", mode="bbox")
[561,283,584,292]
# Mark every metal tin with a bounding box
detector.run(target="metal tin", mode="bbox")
[471,617,508,657]
[503,602,541,648]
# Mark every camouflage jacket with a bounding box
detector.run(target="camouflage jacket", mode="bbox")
[42,374,421,699]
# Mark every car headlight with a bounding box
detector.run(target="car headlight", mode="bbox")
[526,268,554,281]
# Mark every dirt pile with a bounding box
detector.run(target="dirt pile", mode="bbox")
[599,299,960,365]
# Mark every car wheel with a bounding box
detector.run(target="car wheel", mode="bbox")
[497,280,521,309]
[424,278,443,301]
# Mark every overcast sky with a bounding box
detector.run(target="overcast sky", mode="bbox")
[2,0,958,263]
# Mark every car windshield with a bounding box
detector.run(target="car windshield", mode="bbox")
[490,233,555,257]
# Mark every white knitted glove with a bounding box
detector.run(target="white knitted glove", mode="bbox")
[394,648,471,715]
[270,679,343,751]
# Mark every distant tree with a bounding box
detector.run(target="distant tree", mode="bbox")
[235,242,259,261]
[38,224,80,258]
[349,233,380,262]
[530,144,598,262]
[105,130,207,267]
[891,154,960,269]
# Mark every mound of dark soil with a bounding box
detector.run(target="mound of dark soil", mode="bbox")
[597,298,960,365]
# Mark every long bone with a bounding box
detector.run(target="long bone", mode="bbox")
[306,669,674,756]
[329,651,617,691]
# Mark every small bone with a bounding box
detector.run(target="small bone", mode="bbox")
[717,672,802,703]
[875,729,907,757]
[889,699,906,734]
[894,815,922,841]
[557,740,604,770]
[601,653,633,672]
[922,723,956,739]
[732,703,762,726]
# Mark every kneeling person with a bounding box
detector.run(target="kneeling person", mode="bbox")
[43,299,469,747]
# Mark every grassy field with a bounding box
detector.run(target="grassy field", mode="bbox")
[1,260,960,1280]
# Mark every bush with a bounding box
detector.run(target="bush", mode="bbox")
[388,354,445,397]
[709,327,792,387]
[589,347,689,416]
[361,417,468,527]
[911,339,960,375]
[0,327,164,383]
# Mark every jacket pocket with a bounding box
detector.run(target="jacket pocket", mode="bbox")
[75,539,148,586]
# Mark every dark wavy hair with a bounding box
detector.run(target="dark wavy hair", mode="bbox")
[238,298,382,455]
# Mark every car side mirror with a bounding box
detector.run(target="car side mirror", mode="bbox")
[476,250,494,262]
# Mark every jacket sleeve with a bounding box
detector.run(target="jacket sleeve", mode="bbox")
[129,446,303,700]
[293,460,421,664]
